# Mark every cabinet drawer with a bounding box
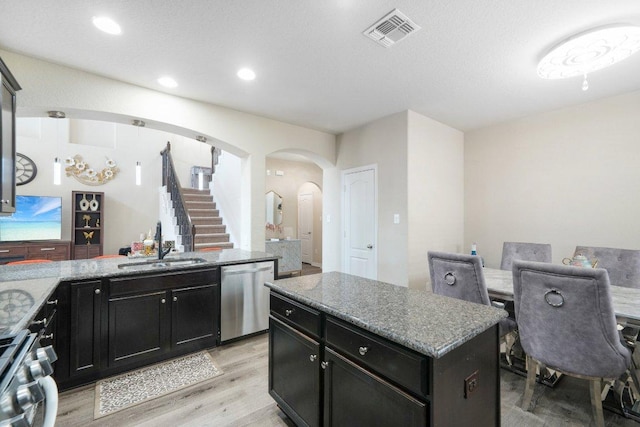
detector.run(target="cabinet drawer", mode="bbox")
[109,268,218,296]
[27,243,69,259]
[270,293,321,339]
[325,317,428,398]
[0,245,27,256]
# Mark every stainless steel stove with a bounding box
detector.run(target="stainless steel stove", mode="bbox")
[0,330,57,427]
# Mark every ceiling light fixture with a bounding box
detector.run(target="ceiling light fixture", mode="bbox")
[537,24,640,91]
[237,68,256,81]
[157,76,178,88]
[92,16,122,35]
[47,111,66,119]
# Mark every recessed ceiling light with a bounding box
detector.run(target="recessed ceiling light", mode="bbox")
[237,68,256,81]
[157,76,178,88]
[92,16,122,35]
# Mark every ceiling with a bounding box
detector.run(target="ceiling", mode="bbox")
[1,1,640,134]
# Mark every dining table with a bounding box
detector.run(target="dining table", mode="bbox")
[483,267,640,328]
[483,267,640,421]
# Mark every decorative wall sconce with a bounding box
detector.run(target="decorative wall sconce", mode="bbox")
[65,155,119,185]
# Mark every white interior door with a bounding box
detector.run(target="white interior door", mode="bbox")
[342,167,377,279]
[298,193,313,264]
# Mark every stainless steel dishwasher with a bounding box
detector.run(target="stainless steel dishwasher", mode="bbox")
[220,261,275,341]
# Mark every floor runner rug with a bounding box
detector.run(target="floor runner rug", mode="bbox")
[94,351,222,418]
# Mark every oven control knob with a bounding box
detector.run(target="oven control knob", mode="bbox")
[36,345,58,364]
[28,359,53,380]
[16,381,45,410]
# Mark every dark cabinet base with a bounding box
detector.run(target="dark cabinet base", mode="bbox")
[269,317,321,427]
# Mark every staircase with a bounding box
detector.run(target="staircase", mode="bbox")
[182,188,233,250]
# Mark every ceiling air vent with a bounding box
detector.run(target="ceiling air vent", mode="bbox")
[363,9,421,48]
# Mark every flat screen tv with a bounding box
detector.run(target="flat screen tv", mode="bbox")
[0,195,62,242]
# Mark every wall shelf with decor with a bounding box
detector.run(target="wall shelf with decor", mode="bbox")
[71,191,104,259]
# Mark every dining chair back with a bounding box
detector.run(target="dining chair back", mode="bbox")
[500,242,551,271]
[512,260,632,426]
[574,245,640,288]
[428,251,516,337]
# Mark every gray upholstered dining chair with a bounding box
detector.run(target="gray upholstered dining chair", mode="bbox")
[500,241,552,271]
[512,260,634,427]
[428,251,516,338]
[573,245,640,288]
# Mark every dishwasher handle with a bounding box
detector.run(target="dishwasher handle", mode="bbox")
[223,265,272,276]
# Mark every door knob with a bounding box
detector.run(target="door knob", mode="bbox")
[367,244,373,249]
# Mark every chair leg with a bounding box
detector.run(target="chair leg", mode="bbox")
[589,378,605,427]
[522,354,537,411]
[504,331,516,366]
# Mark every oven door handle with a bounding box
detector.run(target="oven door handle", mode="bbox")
[38,376,58,427]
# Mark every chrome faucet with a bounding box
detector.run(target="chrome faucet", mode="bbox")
[155,221,171,260]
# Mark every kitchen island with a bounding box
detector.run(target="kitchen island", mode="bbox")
[0,249,278,389]
[266,272,506,427]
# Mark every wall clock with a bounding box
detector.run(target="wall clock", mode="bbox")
[16,153,37,185]
[0,289,35,328]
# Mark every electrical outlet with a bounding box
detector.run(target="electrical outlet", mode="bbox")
[464,370,479,398]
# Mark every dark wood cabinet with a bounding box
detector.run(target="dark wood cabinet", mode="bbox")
[269,290,500,427]
[269,316,321,427]
[106,268,219,370]
[69,280,102,377]
[108,290,169,368]
[71,191,104,259]
[171,284,218,349]
[323,347,427,426]
[54,267,221,390]
[0,240,70,264]
[0,56,20,215]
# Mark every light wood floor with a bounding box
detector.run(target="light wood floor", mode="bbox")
[56,333,638,426]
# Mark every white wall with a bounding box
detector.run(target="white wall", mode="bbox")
[1,49,336,253]
[407,111,464,290]
[465,90,640,268]
[211,152,242,247]
[333,112,409,285]
[16,117,228,254]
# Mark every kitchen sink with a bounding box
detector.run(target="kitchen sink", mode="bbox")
[117,257,207,269]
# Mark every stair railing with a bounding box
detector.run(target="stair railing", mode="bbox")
[161,141,195,252]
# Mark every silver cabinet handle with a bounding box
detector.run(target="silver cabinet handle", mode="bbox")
[94,289,101,295]
[309,354,317,362]
[173,296,178,302]
[42,333,54,341]
[285,309,294,317]
[31,318,46,326]
[161,298,166,304]
[321,361,329,370]
[0,250,9,253]
[359,346,369,356]
[47,299,58,305]
[366,244,373,249]
[40,248,56,251]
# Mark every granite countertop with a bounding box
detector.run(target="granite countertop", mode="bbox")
[265,271,507,359]
[0,249,277,336]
